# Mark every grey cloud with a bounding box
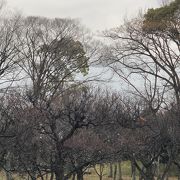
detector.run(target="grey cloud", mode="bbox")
[7,0,159,31]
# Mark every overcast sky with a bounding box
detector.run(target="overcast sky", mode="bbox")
[7,0,159,31]
[6,0,160,90]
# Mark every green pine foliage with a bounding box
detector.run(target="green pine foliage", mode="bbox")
[143,0,180,32]
[144,0,180,21]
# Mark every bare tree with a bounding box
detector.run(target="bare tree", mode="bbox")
[103,3,180,178]
[104,3,180,108]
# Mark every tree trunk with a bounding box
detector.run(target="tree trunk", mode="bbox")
[165,172,169,180]
[118,162,123,180]
[113,164,117,180]
[98,174,103,180]
[178,173,180,180]
[108,163,113,178]
[72,173,76,180]
[5,152,14,180]
[54,159,64,180]
[6,172,14,180]
[99,164,104,180]
[54,150,65,180]
[77,168,84,180]
[156,158,160,180]
[55,167,64,180]
[45,173,48,180]
[50,172,54,180]
[160,158,172,180]
[94,164,104,180]
[131,161,136,180]
[138,166,145,180]
[31,176,36,180]
[144,166,154,180]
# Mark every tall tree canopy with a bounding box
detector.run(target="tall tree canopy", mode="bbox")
[143,0,180,34]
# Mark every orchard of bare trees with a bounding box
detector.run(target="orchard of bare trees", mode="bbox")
[0,0,179,180]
